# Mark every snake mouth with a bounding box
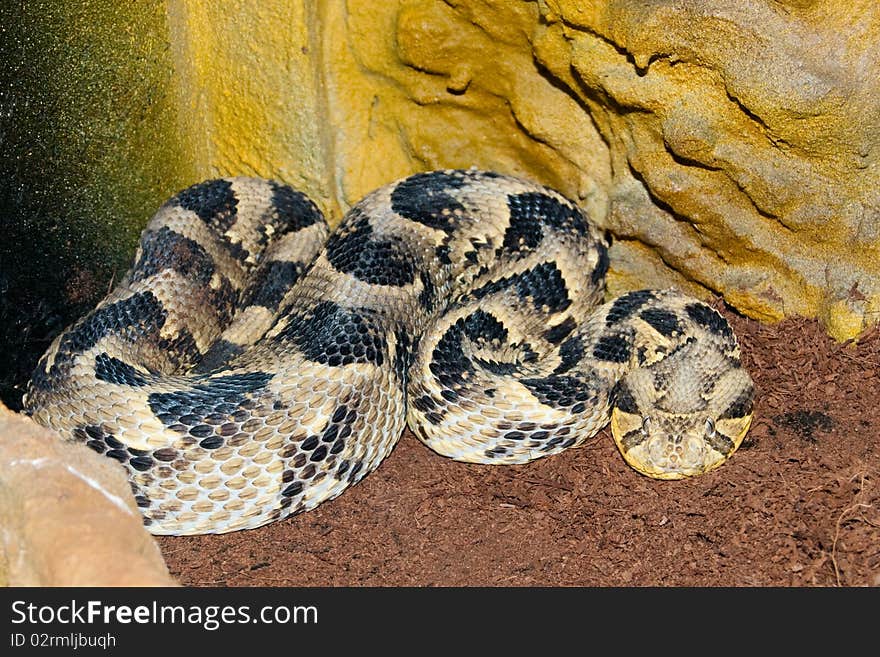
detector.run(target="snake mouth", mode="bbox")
[625,436,716,480]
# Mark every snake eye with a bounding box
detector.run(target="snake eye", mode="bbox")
[641,416,652,435]
[705,418,716,437]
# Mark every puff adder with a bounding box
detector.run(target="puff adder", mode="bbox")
[24,170,755,535]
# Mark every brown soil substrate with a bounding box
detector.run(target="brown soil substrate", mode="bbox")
[157,306,880,587]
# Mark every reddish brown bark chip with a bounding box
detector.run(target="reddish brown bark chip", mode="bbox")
[158,309,880,586]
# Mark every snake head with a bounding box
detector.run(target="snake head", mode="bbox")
[609,360,754,480]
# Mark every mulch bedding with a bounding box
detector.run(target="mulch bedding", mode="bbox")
[157,305,880,587]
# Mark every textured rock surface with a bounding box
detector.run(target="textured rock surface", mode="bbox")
[531,0,880,339]
[331,0,880,338]
[0,403,177,586]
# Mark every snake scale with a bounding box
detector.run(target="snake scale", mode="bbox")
[24,169,755,535]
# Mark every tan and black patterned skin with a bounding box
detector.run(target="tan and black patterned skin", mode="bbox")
[24,170,754,535]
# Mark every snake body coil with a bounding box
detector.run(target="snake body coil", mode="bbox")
[24,170,754,535]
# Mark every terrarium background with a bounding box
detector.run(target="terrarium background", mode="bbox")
[1,1,878,585]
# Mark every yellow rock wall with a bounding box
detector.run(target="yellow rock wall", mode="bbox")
[530,0,880,339]
[162,0,879,339]
[7,0,880,353]
[165,1,337,212]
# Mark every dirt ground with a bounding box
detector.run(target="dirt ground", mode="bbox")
[156,304,880,587]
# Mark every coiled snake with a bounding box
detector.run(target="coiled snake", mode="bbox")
[24,170,754,535]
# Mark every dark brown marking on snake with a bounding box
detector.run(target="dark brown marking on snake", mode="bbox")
[156,327,203,372]
[554,335,584,374]
[129,455,154,471]
[147,372,274,430]
[309,445,328,462]
[592,240,609,285]
[316,404,358,452]
[347,460,364,483]
[218,422,238,436]
[539,435,563,451]
[474,357,517,375]
[521,374,597,410]
[720,385,755,420]
[173,179,238,232]
[130,226,215,285]
[434,243,452,265]
[281,481,303,497]
[320,421,340,444]
[190,425,214,438]
[502,194,543,254]
[269,181,324,231]
[326,208,416,286]
[106,449,128,463]
[593,333,632,364]
[193,340,245,374]
[207,275,238,327]
[605,290,655,326]
[273,301,386,368]
[418,270,436,310]
[153,448,177,462]
[620,428,645,451]
[83,440,105,455]
[470,263,571,315]
[393,326,413,385]
[244,260,305,311]
[685,302,734,340]
[640,308,682,338]
[544,317,576,344]
[516,262,571,314]
[506,191,589,236]
[612,380,639,414]
[430,323,474,388]
[430,309,513,387]
[94,353,150,386]
[412,395,437,411]
[706,430,735,455]
[463,310,508,343]
[75,424,115,455]
[330,404,348,424]
[28,291,166,392]
[441,389,460,403]
[413,395,445,424]
[390,170,467,233]
[425,411,444,425]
